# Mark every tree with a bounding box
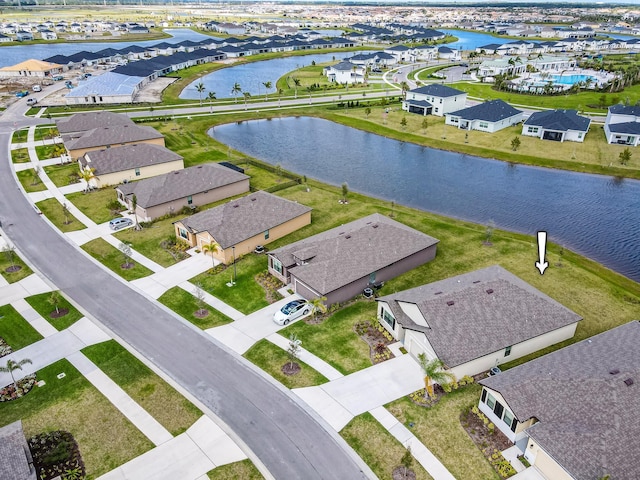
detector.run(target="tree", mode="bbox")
[400,116,407,130]
[286,333,301,369]
[262,80,272,100]
[231,82,242,103]
[421,117,428,134]
[131,194,140,230]
[341,182,349,203]
[278,88,283,107]
[207,91,216,113]
[293,77,300,98]
[511,136,521,151]
[195,81,205,106]
[243,91,251,109]
[118,242,133,268]
[364,107,371,118]
[399,81,409,99]
[3,245,17,270]
[52,143,67,162]
[417,353,454,399]
[193,282,207,316]
[309,296,327,321]
[61,202,70,225]
[400,446,413,480]
[79,166,95,193]
[202,242,219,269]
[619,147,632,165]
[0,358,32,386]
[48,291,61,315]
[485,220,495,245]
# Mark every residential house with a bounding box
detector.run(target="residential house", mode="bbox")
[116,163,249,222]
[39,29,57,40]
[15,31,33,41]
[522,109,591,142]
[384,45,413,63]
[0,420,36,480]
[174,191,312,265]
[0,34,11,43]
[324,61,365,84]
[0,59,63,78]
[604,104,640,146]
[268,213,439,306]
[80,143,183,188]
[376,265,581,379]
[445,99,523,133]
[403,84,467,117]
[479,321,640,480]
[63,123,164,159]
[65,72,143,105]
[437,46,461,61]
[56,111,135,136]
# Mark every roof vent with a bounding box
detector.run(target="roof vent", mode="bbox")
[624,378,634,386]
[345,235,351,239]
[610,368,620,375]
[233,204,239,208]
[434,291,443,295]
[486,289,494,294]
[372,224,379,228]
[446,300,455,306]
[174,171,180,174]
[251,197,256,201]
[197,165,203,168]
[473,280,481,284]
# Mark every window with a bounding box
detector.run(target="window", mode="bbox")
[382,308,395,329]
[503,410,514,428]
[178,228,188,239]
[134,168,140,176]
[272,258,283,275]
[486,393,496,410]
[493,401,504,419]
[479,122,489,129]
[187,195,193,205]
[481,389,487,403]
[527,126,539,134]
[264,230,270,240]
[504,345,512,357]
[369,272,376,284]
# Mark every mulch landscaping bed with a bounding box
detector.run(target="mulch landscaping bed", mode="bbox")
[49,308,69,319]
[28,430,86,480]
[392,466,416,480]
[0,373,37,402]
[0,336,12,357]
[354,320,394,365]
[255,272,284,304]
[5,265,22,273]
[281,361,301,376]
[194,308,209,318]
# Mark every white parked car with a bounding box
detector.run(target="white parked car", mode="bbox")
[273,299,310,325]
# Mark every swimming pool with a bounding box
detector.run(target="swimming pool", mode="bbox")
[549,74,597,85]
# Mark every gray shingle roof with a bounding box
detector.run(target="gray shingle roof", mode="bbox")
[270,213,439,296]
[607,121,640,135]
[378,265,581,367]
[116,163,248,208]
[0,420,35,480]
[332,61,359,71]
[83,143,182,175]
[480,321,640,480]
[409,84,465,98]
[178,191,312,249]
[524,109,591,132]
[64,124,163,151]
[608,104,640,117]
[55,111,135,134]
[449,99,523,123]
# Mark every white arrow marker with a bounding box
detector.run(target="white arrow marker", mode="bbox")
[535,231,549,275]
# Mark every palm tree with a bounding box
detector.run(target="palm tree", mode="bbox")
[309,296,327,321]
[278,88,283,107]
[0,358,32,386]
[262,80,272,100]
[202,242,219,269]
[79,166,96,193]
[195,81,205,106]
[243,91,251,109]
[207,91,216,113]
[231,82,242,103]
[131,194,140,230]
[417,353,454,399]
[52,143,67,162]
[399,81,409,100]
[293,77,300,98]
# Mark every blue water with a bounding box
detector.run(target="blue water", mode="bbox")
[0,29,212,68]
[180,51,359,99]
[439,29,511,51]
[209,116,640,282]
[550,74,597,85]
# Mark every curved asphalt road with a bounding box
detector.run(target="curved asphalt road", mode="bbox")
[0,103,372,479]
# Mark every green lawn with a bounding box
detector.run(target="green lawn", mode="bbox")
[284,301,374,375]
[0,359,154,479]
[12,129,28,143]
[82,340,202,435]
[191,254,270,315]
[243,339,329,389]
[0,304,43,350]
[386,386,499,480]
[16,169,47,193]
[157,287,233,329]
[36,198,85,232]
[44,162,80,188]
[25,292,83,331]
[35,144,60,160]
[66,187,122,225]
[207,459,263,480]
[33,126,58,142]
[11,147,30,163]
[0,251,32,284]
[81,238,154,281]
[340,412,434,480]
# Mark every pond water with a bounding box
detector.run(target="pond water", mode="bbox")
[209,116,640,283]
[0,29,211,68]
[180,51,360,99]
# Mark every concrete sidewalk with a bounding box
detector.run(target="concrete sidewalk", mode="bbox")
[130,254,213,299]
[98,415,247,480]
[179,281,244,321]
[266,333,343,381]
[0,273,52,307]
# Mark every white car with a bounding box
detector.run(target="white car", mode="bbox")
[273,299,310,325]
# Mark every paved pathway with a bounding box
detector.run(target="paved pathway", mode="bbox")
[266,332,343,381]
[178,281,244,320]
[0,273,52,307]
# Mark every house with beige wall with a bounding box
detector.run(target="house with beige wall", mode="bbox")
[56,111,135,136]
[115,163,249,222]
[376,265,581,379]
[479,321,640,480]
[63,124,164,160]
[268,214,439,306]
[173,191,312,265]
[80,143,184,188]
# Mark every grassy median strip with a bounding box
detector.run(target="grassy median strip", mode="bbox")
[0,253,32,284]
[386,386,498,480]
[0,359,155,478]
[25,291,83,331]
[44,163,80,188]
[82,340,203,436]
[11,147,30,163]
[244,339,329,389]
[207,459,264,480]
[0,304,43,350]
[66,188,120,225]
[16,169,47,193]
[81,238,154,281]
[340,412,435,480]
[158,287,233,330]
[36,198,84,233]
